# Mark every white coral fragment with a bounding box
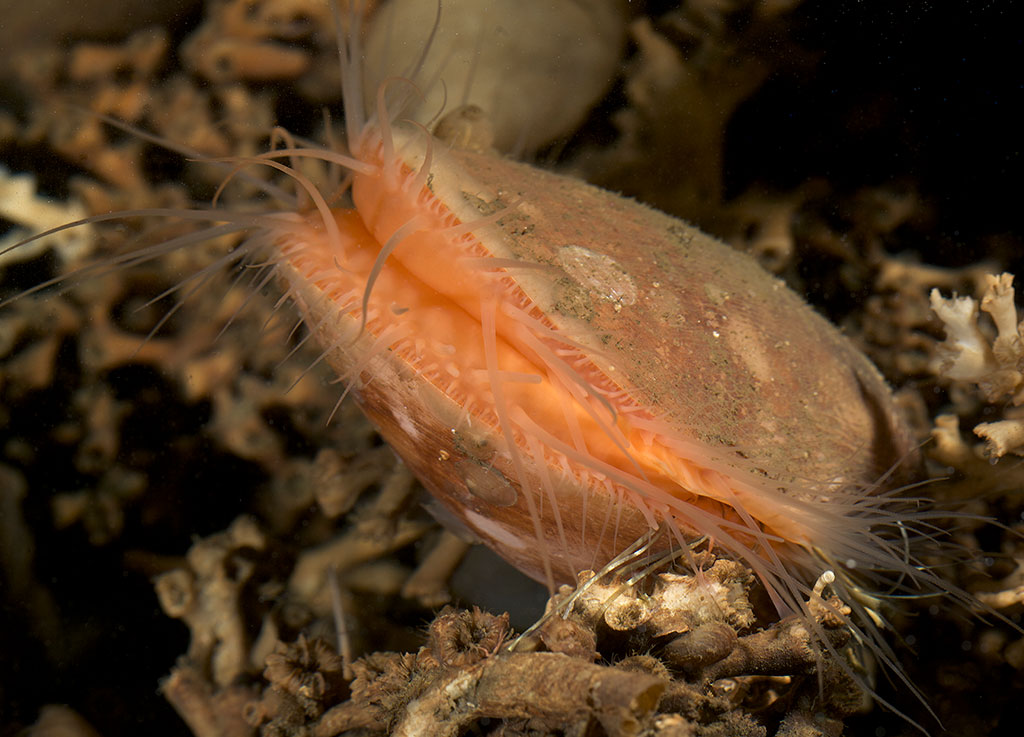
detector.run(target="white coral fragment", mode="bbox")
[974,418,1024,458]
[929,286,996,382]
[976,557,1024,610]
[930,273,1024,457]
[0,166,95,268]
[930,273,1024,404]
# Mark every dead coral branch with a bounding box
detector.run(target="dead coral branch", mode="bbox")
[930,272,1024,457]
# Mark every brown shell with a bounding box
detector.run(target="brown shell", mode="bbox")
[283,128,918,583]
[432,143,916,485]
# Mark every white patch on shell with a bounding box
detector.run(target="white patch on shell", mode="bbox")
[392,403,421,443]
[463,509,528,551]
[723,314,777,389]
[557,245,638,307]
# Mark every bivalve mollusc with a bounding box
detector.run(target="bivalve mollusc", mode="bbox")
[265,5,932,634]
[278,116,921,596]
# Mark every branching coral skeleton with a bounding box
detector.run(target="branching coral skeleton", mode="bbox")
[930,272,1024,457]
[0,166,95,268]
